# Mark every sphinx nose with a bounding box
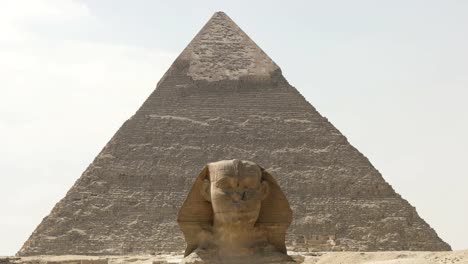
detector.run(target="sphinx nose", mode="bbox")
[232,191,246,202]
[232,192,241,202]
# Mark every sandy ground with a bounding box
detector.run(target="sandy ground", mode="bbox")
[1,250,467,263]
[299,250,468,263]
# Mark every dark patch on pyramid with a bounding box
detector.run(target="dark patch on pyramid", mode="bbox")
[18,12,450,256]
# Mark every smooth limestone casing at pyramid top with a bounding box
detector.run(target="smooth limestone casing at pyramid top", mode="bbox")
[18,12,450,256]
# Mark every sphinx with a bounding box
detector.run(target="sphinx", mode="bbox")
[177,159,295,264]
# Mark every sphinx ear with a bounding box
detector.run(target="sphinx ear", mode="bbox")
[260,180,270,200]
[201,179,211,202]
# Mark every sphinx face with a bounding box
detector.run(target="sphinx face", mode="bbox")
[207,160,268,226]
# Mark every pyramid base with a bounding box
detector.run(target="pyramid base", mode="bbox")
[3,250,466,264]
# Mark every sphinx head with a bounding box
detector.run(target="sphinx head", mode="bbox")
[201,160,269,227]
[178,159,292,257]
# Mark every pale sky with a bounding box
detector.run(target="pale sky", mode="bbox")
[1,0,467,256]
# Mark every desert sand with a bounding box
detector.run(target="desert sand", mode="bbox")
[2,250,467,263]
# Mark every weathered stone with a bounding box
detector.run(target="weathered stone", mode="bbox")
[18,11,450,256]
[178,160,293,263]
[0,257,20,264]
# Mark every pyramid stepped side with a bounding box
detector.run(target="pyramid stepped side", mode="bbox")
[18,12,450,256]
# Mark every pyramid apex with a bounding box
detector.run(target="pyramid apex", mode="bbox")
[213,11,227,15]
[211,11,229,19]
[175,11,279,82]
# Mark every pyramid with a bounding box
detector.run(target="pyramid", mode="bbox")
[19,12,450,256]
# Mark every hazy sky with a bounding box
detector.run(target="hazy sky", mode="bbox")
[1,0,467,256]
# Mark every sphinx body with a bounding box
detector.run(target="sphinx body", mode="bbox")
[178,160,295,264]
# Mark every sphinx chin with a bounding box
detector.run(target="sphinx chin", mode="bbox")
[215,211,259,223]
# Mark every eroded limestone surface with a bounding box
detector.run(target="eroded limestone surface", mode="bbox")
[18,12,450,256]
[177,12,278,81]
[178,160,293,263]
